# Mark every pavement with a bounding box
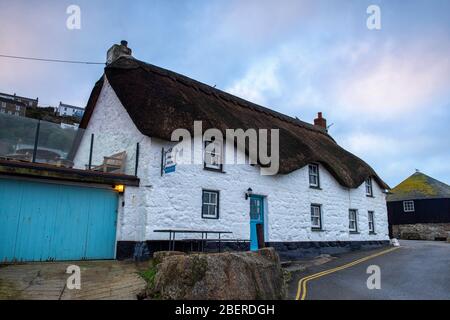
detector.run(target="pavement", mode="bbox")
[288,240,450,300]
[0,260,148,300]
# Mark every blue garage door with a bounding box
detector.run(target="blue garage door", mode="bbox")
[0,178,118,262]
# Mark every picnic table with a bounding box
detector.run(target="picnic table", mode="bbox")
[153,229,233,252]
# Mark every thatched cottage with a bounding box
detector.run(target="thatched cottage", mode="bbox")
[72,41,390,260]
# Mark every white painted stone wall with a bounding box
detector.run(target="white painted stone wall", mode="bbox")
[74,78,390,244]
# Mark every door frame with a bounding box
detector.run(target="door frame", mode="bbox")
[249,194,265,251]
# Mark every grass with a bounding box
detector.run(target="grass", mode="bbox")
[138,260,158,290]
[140,266,158,287]
[138,262,161,300]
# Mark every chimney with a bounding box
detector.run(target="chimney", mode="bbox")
[314,112,327,130]
[106,40,133,65]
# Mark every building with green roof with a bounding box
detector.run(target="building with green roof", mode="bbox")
[387,171,450,241]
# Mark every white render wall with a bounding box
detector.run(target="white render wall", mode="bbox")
[74,78,390,244]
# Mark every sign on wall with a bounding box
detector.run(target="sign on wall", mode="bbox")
[161,147,176,175]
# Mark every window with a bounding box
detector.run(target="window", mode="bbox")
[309,164,320,188]
[349,209,358,232]
[204,139,223,171]
[1,102,5,108]
[202,190,219,219]
[403,200,415,212]
[365,177,373,197]
[15,105,20,111]
[311,204,322,230]
[368,211,375,233]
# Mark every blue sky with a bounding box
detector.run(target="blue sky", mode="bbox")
[0,0,449,186]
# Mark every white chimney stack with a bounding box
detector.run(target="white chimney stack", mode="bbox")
[106,40,132,65]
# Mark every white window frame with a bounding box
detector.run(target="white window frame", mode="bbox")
[365,177,373,197]
[403,200,415,212]
[309,163,320,188]
[349,209,358,232]
[368,211,375,233]
[204,139,223,171]
[202,190,219,219]
[310,204,322,230]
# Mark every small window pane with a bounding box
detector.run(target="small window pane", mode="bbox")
[368,211,375,233]
[403,201,415,212]
[349,210,358,232]
[311,205,322,229]
[204,140,223,170]
[309,164,319,187]
[202,190,219,219]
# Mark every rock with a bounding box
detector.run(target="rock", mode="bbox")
[149,247,285,300]
[153,251,186,266]
[390,238,400,247]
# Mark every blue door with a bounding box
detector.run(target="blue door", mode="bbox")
[0,179,118,262]
[249,195,264,251]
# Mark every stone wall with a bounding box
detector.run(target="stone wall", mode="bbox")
[391,223,450,241]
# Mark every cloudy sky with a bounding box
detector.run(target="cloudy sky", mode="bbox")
[0,0,449,186]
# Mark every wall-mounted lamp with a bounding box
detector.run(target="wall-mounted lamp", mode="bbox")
[113,184,125,193]
[245,187,253,200]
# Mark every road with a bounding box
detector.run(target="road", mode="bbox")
[289,240,450,300]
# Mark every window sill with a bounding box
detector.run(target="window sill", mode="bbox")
[203,167,225,174]
[369,232,377,235]
[311,228,325,232]
[366,195,375,198]
[201,216,219,220]
[349,231,360,234]
[309,186,322,190]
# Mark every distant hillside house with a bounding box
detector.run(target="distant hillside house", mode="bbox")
[0,97,27,117]
[57,102,85,119]
[72,41,391,260]
[0,92,38,108]
[387,171,450,241]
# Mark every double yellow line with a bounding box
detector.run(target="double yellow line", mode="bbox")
[295,247,400,300]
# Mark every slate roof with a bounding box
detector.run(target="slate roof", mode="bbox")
[387,171,450,202]
[78,56,389,189]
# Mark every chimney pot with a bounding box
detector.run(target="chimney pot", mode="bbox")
[120,40,128,47]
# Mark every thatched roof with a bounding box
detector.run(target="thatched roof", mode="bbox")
[387,172,450,202]
[79,56,388,189]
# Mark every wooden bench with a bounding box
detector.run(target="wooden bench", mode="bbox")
[87,151,127,173]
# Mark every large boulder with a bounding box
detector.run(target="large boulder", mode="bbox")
[149,248,285,300]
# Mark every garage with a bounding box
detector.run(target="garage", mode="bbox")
[0,160,139,263]
[0,178,118,262]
